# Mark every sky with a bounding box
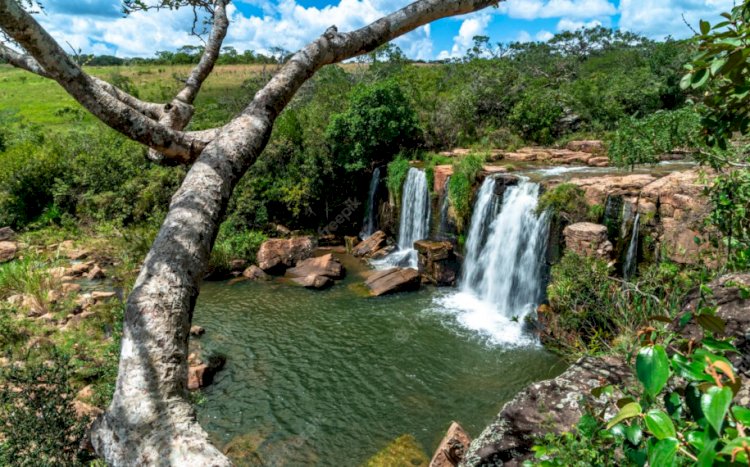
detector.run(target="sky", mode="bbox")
[29,0,734,61]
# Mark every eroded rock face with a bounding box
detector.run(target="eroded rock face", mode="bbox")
[500,147,609,167]
[430,422,472,467]
[415,240,459,286]
[569,174,657,206]
[563,222,612,260]
[257,236,316,273]
[434,165,454,195]
[461,356,631,466]
[364,267,421,296]
[353,230,388,258]
[286,253,344,280]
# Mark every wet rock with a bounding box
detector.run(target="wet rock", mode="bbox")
[287,253,344,280]
[86,265,105,280]
[353,230,388,258]
[345,235,359,253]
[415,240,459,286]
[257,236,316,273]
[364,268,421,296]
[434,165,454,194]
[290,274,333,289]
[566,140,605,155]
[190,325,205,337]
[187,353,226,390]
[492,174,519,198]
[68,261,93,276]
[242,265,270,281]
[0,241,17,263]
[366,434,429,467]
[430,421,472,467]
[370,244,396,260]
[0,226,15,241]
[461,356,631,466]
[563,222,613,260]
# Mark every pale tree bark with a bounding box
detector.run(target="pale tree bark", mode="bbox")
[0,0,500,464]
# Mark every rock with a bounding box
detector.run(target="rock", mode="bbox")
[364,268,421,296]
[365,434,429,467]
[86,264,105,280]
[228,259,248,272]
[47,289,63,304]
[256,236,316,273]
[77,385,95,401]
[434,165,454,194]
[318,234,342,246]
[0,241,17,263]
[275,224,291,236]
[353,230,388,258]
[565,140,605,154]
[66,249,89,261]
[588,156,609,167]
[568,173,657,206]
[61,282,82,294]
[7,293,44,317]
[345,236,359,253]
[73,400,103,420]
[68,262,92,276]
[91,290,116,301]
[415,240,459,286]
[190,325,205,337]
[242,265,270,281]
[461,356,631,466]
[430,422,472,467]
[286,253,344,279]
[290,274,333,289]
[370,244,396,260]
[47,266,68,279]
[480,165,508,179]
[187,353,226,390]
[492,174,519,198]
[563,222,613,260]
[0,226,15,241]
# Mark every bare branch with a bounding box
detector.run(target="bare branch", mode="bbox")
[0,0,204,162]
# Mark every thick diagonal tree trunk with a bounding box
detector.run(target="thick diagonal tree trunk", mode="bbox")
[2,0,500,463]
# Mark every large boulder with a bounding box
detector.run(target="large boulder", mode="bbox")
[364,268,421,296]
[242,265,270,281]
[0,241,17,263]
[286,253,344,279]
[563,222,612,260]
[256,236,316,273]
[430,422,472,467]
[415,240,459,286]
[461,356,631,466]
[353,230,388,258]
[290,274,333,289]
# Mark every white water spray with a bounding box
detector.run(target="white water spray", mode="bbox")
[361,167,381,238]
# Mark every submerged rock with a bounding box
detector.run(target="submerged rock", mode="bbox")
[365,434,429,467]
[563,222,612,260]
[353,230,388,258]
[257,236,316,273]
[364,268,420,296]
[430,421,472,467]
[415,240,459,286]
[290,274,333,289]
[461,356,631,466]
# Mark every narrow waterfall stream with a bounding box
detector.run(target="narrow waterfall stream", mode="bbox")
[360,167,381,238]
[435,177,549,345]
[374,167,430,269]
[624,213,640,280]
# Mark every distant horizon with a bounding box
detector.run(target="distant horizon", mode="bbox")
[26,0,731,60]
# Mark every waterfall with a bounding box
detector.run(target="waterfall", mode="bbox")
[435,177,549,346]
[360,167,381,238]
[373,167,430,269]
[624,213,640,280]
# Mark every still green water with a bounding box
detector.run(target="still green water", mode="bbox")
[193,257,566,465]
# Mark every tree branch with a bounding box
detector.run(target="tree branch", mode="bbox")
[0,0,204,162]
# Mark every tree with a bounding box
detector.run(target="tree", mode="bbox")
[0,0,501,464]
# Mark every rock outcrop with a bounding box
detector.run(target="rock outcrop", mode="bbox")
[461,356,631,466]
[286,253,344,280]
[364,268,421,296]
[565,140,605,155]
[352,230,388,258]
[430,422,472,467]
[563,222,613,260]
[257,236,316,273]
[499,147,609,167]
[415,240,459,286]
[434,165,453,195]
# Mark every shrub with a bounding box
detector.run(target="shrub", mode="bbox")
[209,221,268,275]
[0,352,94,466]
[508,87,564,144]
[448,152,485,231]
[536,183,592,224]
[386,155,411,205]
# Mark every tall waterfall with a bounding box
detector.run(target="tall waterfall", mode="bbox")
[436,177,549,345]
[360,167,381,238]
[624,213,640,280]
[373,167,430,269]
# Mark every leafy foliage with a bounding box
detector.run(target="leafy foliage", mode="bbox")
[447,153,485,231]
[536,183,595,224]
[386,155,411,205]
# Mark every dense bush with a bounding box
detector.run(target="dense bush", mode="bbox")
[386,155,411,205]
[209,221,268,274]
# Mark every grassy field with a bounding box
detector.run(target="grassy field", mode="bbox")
[0,63,367,130]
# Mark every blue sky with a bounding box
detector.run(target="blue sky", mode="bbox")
[32,0,733,60]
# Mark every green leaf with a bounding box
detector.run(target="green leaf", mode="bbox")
[607,402,642,429]
[701,386,733,433]
[696,314,726,335]
[636,345,670,397]
[719,437,750,464]
[702,336,738,353]
[732,406,750,425]
[648,438,678,467]
[645,410,676,440]
[700,20,711,35]
[625,424,642,445]
[672,353,713,382]
[686,382,707,425]
[697,439,718,467]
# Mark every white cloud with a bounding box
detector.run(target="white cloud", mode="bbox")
[619,0,735,39]
[498,0,616,20]
[536,30,554,41]
[557,18,603,31]
[437,12,492,59]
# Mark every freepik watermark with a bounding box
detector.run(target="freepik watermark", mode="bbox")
[317,198,361,236]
